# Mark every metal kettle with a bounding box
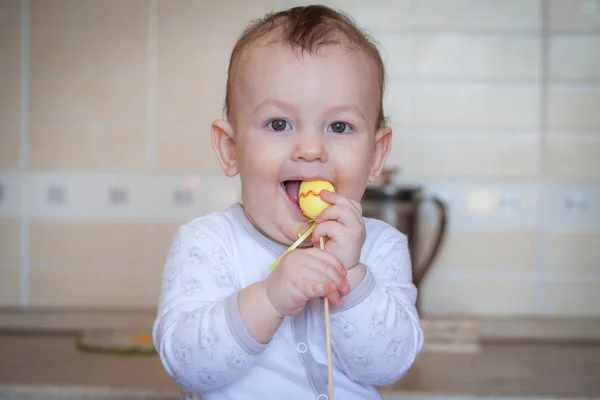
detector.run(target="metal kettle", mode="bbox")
[361,168,447,312]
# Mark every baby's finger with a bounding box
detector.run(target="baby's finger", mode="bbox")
[326,290,344,308]
[305,278,345,307]
[306,246,345,277]
[319,190,356,210]
[318,190,363,222]
[318,189,335,200]
[306,256,347,291]
[316,283,344,308]
[309,281,338,298]
[312,221,345,244]
[315,204,360,227]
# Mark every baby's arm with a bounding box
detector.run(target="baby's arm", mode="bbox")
[153,221,279,393]
[328,227,424,386]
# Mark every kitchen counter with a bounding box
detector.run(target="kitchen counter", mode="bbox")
[0,332,599,399]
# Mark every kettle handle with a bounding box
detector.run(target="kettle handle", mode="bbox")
[414,196,448,289]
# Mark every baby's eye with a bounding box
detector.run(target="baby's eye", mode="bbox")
[267,119,291,132]
[328,121,351,133]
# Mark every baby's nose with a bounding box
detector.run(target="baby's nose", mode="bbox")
[291,133,327,162]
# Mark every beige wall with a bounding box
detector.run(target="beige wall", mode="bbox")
[0,0,599,318]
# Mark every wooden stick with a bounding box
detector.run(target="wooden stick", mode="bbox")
[320,236,334,400]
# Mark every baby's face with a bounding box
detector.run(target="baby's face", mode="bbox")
[219,44,390,245]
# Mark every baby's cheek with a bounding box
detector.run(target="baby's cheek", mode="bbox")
[333,168,370,202]
[242,159,280,195]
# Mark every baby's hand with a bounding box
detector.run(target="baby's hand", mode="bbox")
[264,247,349,316]
[311,190,366,270]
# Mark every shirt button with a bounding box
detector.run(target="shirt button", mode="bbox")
[317,395,328,400]
[296,342,308,353]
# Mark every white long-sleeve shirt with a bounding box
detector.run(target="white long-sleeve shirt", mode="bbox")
[153,203,423,400]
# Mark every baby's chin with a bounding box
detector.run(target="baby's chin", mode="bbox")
[242,203,311,246]
[274,224,313,247]
[244,214,296,245]
[262,221,313,248]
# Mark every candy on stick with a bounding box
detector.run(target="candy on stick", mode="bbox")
[269,180,335,271]
[298,180,334,219]
[270,180,336,399]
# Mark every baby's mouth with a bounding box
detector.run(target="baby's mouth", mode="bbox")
[281,180,301,206]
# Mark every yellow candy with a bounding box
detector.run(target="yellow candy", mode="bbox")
[298,180,335,219]
[270,180,334,272]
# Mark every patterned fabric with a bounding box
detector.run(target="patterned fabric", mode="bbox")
[153,203,423,400]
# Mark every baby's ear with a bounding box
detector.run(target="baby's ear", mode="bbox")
[211,119,238,177]
[368,125,392,182]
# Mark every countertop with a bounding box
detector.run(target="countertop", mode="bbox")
[0,332,599,399]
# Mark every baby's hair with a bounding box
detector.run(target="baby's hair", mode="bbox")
[224,5,387,130]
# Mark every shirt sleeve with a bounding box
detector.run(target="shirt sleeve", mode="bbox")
[152,220,268,393]
[328,226,424,386]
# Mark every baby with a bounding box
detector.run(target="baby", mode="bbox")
[153,5,424,400]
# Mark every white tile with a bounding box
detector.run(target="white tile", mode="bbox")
[429,230,539,271]
[0,0,22,171]
[411,35,540,79]
[544,182,600,231]
[377,33,412,78]
[278,0,412,30]
[386,132,540,178]
[280,0,542,31]
[414,0,542,30]
[25,173,122,221]
[23,173,241,221]
[383,83,413,128]
[30,263,162,308]
[156,0,275,174]
[146,175,242,221]
[547,86,600,131]
[30,0,150,171]
[550,36,600,80]
[0,172,23,218]
[549,0,600,31]
[544,280,600,317]
[544,134,600,179]
[410,83,540,130]
[400,180,541,231]
[546,231,600,272]
[421,276,539,316]
[0,219,21,307]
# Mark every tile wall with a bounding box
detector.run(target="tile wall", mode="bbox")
[0,0,598,318]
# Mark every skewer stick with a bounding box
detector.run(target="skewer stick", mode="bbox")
[320,236,334,400]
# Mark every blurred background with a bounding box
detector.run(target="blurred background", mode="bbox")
[0,0,599,399]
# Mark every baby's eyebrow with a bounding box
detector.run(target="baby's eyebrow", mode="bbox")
[327,105,366,121]
[253,100,367,121]
[253,99,295,115]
